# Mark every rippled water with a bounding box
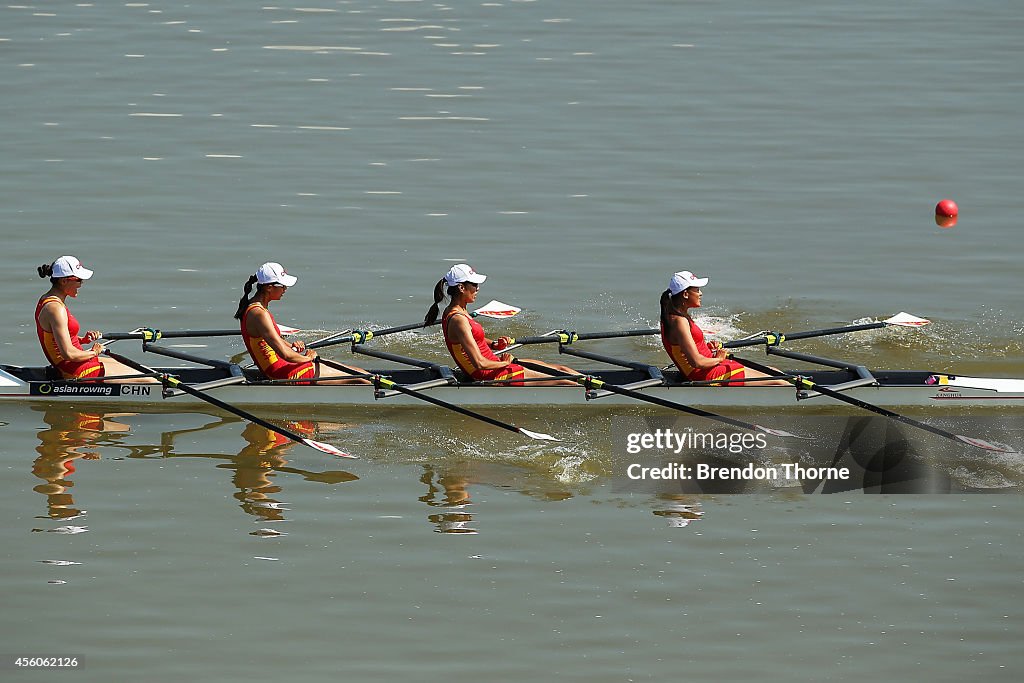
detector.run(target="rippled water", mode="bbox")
[2,1,1023,680]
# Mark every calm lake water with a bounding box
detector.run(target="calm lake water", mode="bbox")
[2,1,1023,680]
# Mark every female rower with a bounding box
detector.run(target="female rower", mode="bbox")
[35,256,155,383]
[424,264,580,386]
[235,262,369,385]
[660,270,789,386]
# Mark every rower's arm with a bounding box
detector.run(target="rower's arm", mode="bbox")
[40,302,102,363]
[670,316,726,370]
[447,315,509,371]
[247,307,312,363]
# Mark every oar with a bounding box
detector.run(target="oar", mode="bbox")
[496,312,932,353]
[309,300,521,350]
[103,350,355,458]
[730,354,1014,453]
[103,326,300,342]
[498,329,657,354]
[514,359,803,439]
[314,357,558,442]
[724,312,931,349]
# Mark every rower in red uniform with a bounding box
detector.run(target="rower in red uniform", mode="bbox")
[35,256,156,382]
[235,262,369,385]
[660,270,789,386]
[424,264,580,386]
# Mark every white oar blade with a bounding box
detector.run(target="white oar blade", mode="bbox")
[884,312,931,327]
[755,425,808,439]
[518,428,560,442]
[303,438,358,458]
[954,435,1017,454]
[474,300,522,319]
[279,325,301,335]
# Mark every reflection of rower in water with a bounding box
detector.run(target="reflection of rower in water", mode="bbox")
[121,415,358,525]
[231,421,358,523]
[419,460,576,535]
[651,494,705,528]
[31,408,133,520]
[419,463,478,535]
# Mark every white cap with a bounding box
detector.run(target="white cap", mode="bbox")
[255,262,298,287]
[668,270,709,295]
[444,263,487,287]
[51,256,94,280]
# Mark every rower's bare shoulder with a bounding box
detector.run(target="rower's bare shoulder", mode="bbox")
[245,306,275,333]
[37,298,66,323]
[665,315,690,340]
[445,311,472,332]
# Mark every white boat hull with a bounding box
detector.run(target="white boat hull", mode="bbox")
[2,365,1023,409]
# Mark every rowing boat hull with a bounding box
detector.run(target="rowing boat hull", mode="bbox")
[3,364,1023,409]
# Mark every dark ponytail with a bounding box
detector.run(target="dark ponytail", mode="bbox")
[37,263,53,279]
[660,289,683,327]
[423,278,447,325]
[234,275,259,320]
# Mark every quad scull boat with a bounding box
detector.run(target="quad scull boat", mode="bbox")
[4,310,1021,455]
[2,362,1022,408]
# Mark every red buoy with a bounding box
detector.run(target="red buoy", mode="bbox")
[936,199,958,217]
[935,199,958,228]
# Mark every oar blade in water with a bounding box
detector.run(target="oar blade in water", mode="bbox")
[518,428,560,442]
[955,435,1017,454]
[303,438,357,458]
[884,312,931,327]
[755,425,808,439]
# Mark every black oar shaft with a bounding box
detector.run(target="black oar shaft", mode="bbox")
[142,343,242,371]
[314,357,549,440]
[377,377,523,436]
[588,379,769,432]
[351,346,447,371]
[731,354,994,448]
[557,346,663,374]
[105,350,336,454]
[764,347,865,372]
[509,318,897,350]
[103,329,246,341]
[309,320,430,350]
[724,322,887,349]
[514,359,778,435]
[575,329,658,341]
[509,329,659,346]
[311,312,506,350]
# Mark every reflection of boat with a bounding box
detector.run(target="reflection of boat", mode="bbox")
[25,407,359,525]
[4,364,1023,408]
[150,418,359,523]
